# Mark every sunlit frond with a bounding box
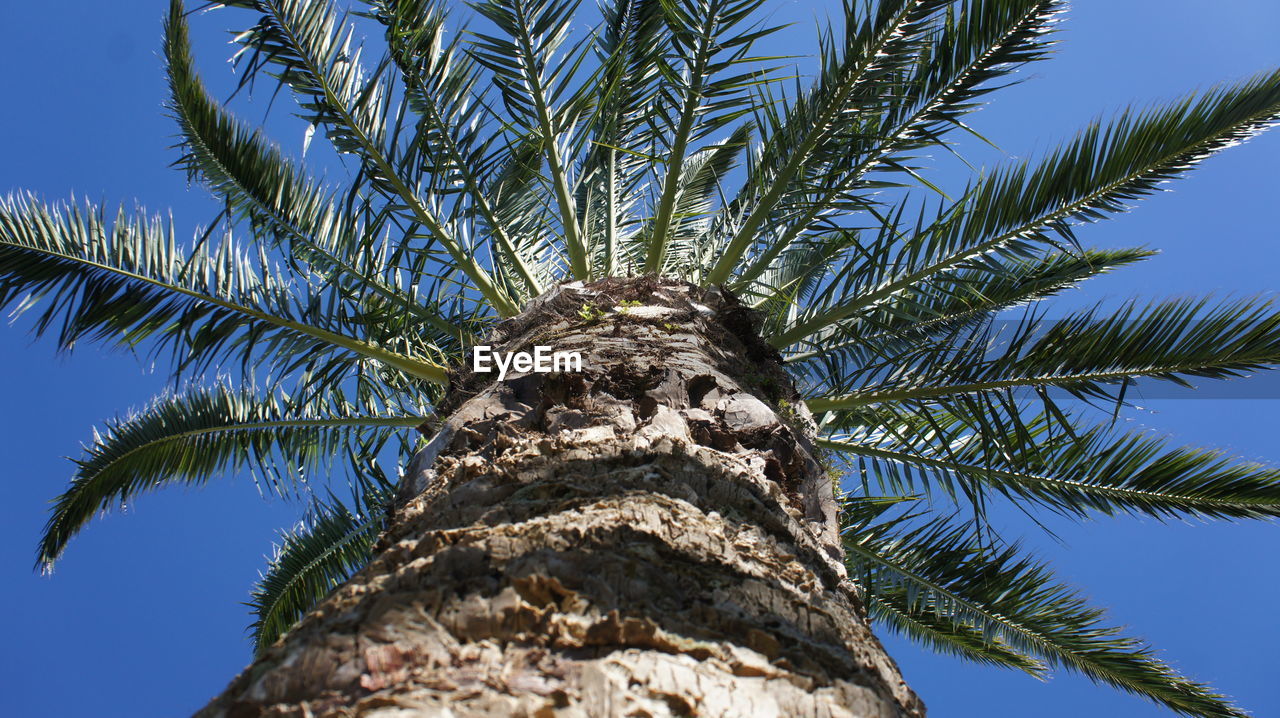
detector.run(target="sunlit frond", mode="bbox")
[468,0,596,277]
[704,0,958,285]
[0,195,448,384]
[221,0,519,314]
[642,0,779,273]
[775,67,1280,347]
[730,0,1064,290]
[165,1,471,348]
[36,385,418,571]
[365,0,551,299]
[785,247,1153,368]
[249,494,384,652]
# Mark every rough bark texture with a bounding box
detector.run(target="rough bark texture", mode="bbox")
[199,277,924,718]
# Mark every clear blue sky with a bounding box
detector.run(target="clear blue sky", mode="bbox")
[2,2,1278,716]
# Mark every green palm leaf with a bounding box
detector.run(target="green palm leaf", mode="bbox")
[786,247,1153,367]
[248,495,383,653]
[843,507,1246,717]
[468,0,595,278]
[649,124,754,277]
[705,0,956,285]
[642,0,777,273]
[366,0,550,299]
[869,586,1044,673]
[732,0,1064,289]
[775,67,1280,346]
[36,384,419,571]
[577,0,667,277]
[807,296,1280,409]
[221,0,518,314]
[0,195,449,383]
[821,402,1280,521]
[164,1,469,347]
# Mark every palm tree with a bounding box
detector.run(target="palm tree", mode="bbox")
[4,0,1280,714]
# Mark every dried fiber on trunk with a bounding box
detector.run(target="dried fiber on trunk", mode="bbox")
[200,278,921,717]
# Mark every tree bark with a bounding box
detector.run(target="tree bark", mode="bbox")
[199,277,924,718]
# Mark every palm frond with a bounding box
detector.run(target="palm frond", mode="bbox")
[468,0,594,278]
[36,384,418,571]
[776,67,1280,346]
[822,400,1280,521]
[221,0,519,314]
[642,0,777,273]
[0,195,449,383]
[365,0,549,299]
[704,0,956,285]
[741,228,865,327]
[786,247,1153,367]
[248,494,383,652]
[843,507,1246,717]
[806,296,1280,409]
[869,583,1044,673]
[650,124,754,277]
[733,0,1064,289]
[575,0,667,277]
[165,0,470,348]
[485,132,564,285]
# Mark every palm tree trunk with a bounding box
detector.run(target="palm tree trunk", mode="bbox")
[199,277,924,718]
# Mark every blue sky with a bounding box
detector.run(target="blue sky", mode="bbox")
[2,2,1278,716]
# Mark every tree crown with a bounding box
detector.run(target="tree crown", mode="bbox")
[4,1,1280,715]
